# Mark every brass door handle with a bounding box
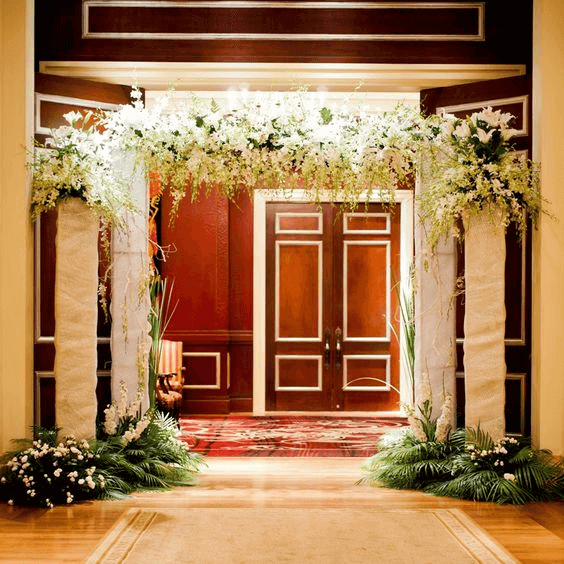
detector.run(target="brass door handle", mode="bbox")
[324,328,331,369]
[335,327,342,369]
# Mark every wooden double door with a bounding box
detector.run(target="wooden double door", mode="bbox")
[266,202,401,412]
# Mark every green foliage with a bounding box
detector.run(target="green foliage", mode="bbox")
[93,411,203,500]
[426,432,564,504]
[1,412,204,508]
[362,426,564,505]
[148,276,177,409]
[360,428,465,490]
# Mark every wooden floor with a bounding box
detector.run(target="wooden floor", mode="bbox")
[2,457,564,562]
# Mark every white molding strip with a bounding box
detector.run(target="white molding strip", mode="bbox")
[35,93,120,136]
[82,1,485,41]
[34,370,111,427]
[254,189,414,414]
[343,240,391,342]
[343,354,391,391]
[275,240,322,342]
[456,371,526,435]
[275,355,323,391]
[437,95,529,137]
[183,352,221,389]
[38,62,526,93]
[275,212,323,235]
[343,212,391,235]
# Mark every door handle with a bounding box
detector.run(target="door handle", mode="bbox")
[335,327,342,369]
[324,328,331,369]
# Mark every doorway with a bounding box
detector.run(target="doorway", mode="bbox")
[254,190,414,415]
[265,202,400,412]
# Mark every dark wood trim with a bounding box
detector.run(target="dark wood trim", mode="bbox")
[35,1,532,67]
[182,398,230,415]
[165,330,252,345]
[229,397,253,413]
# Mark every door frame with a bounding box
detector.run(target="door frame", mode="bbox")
[253,189,414,415]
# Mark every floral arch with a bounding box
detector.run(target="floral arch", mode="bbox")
[30,90,542,443]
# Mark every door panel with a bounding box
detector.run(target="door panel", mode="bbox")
[266,202,401,412]
[421,75,532,435]
[276,242,322,340]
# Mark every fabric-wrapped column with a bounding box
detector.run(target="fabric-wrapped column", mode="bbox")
[111,152,150,410]
[54,198,99,440]
[464,209,506,441]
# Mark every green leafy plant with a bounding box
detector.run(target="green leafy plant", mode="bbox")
[0,387,204,508]
[427,428,564,504]
[148,276,177,409]
[360,427,465,490]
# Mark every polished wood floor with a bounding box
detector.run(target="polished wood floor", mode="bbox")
[2,457,564,563]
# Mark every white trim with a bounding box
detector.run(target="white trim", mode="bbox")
[437,95,529,137]
[183,352,221,389]
[343,354,391,391]
[275,355,323,391]
[34,215,111,345]
[34,370,111,426]
[275,212,323,235]
[275,240,322,342]
[35,93,120,136]
[254,189,414,414]
[343,212,391,235]
[343,240,391,342]
[38,61,526,93]
[82,1,485,41]
[456,371,526,435]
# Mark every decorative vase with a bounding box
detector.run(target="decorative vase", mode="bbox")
[463,207,506,441]
[54,198,99,439]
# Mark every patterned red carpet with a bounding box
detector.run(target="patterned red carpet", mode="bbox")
[179,415,407,457]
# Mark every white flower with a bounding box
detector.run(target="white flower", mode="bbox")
[503,473,516,481]
[434,391,453,443]
[453,121,472,139]
[1,477,6,483]
[8,500,13,506]
[53,469,62,478]
[78,478,85,485]
[475,128,495,144]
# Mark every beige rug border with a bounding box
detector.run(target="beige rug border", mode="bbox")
[85,507,519,564]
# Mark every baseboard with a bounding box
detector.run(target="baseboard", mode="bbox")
[182,398,230,415]
[229,397,253,412]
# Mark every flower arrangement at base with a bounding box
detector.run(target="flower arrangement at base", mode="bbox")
[360,385,462,491]
[361,413,564,504]
[0,385,204,508]
[427,428,564,504]
[0,429,107,509]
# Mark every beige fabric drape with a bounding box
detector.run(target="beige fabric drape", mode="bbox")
[54,198,99,439]
[464,208,506,441]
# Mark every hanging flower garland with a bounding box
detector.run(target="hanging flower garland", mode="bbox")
[97,89,430,214]
[30,93,543,240]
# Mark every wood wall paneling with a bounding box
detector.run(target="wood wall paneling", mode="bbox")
[161,190,254,414]
[35,1,532,66]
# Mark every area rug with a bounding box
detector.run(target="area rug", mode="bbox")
[86,507,518,564]
[179,415,407,457]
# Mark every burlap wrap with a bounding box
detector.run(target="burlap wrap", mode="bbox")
[463,209,506,441]
[54,198,99,440]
